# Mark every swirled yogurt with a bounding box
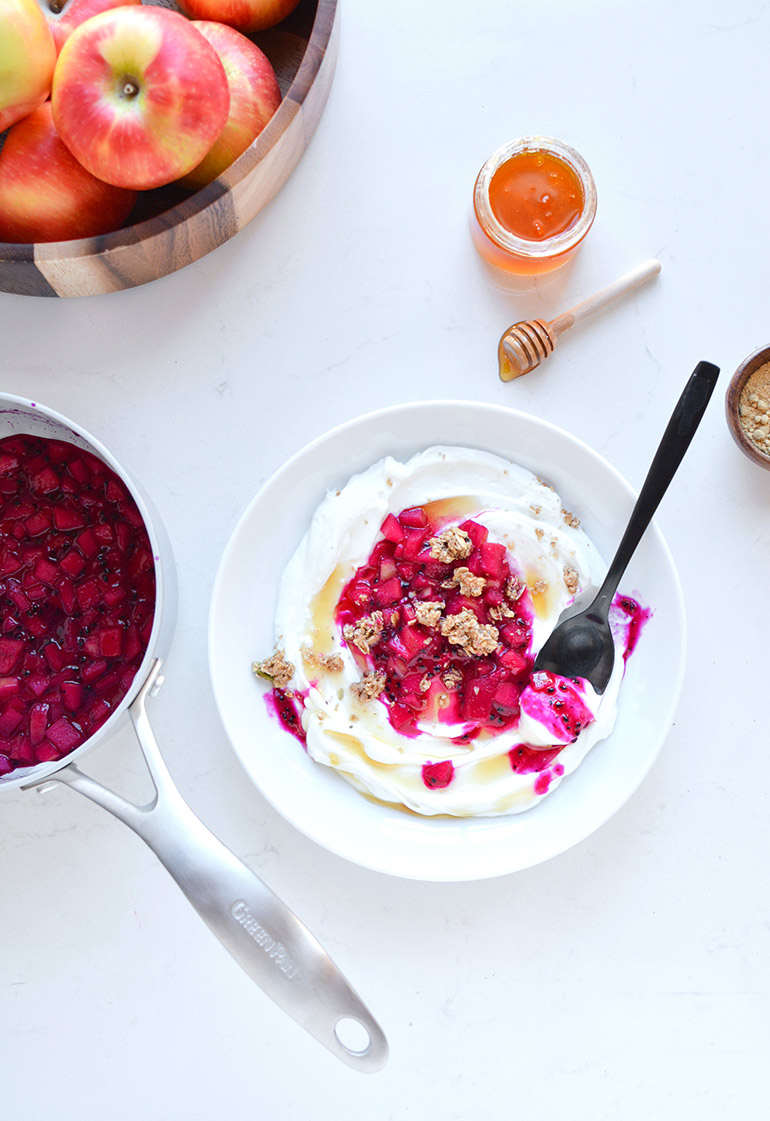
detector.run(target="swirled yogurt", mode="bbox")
[255,447,647,817]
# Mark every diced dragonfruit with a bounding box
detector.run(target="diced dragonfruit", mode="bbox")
[45,717,82,752]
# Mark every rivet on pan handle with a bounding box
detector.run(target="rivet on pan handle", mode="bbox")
[43,660,389,1073]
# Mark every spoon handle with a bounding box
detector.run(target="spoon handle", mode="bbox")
[593,361,719,611]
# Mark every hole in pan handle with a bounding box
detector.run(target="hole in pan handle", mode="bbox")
[40,660,389,1073]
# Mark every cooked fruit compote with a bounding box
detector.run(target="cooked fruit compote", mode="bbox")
[254,448,647,817]
[0,434,156,775]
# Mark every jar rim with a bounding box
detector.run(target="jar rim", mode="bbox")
[473,136,597,259]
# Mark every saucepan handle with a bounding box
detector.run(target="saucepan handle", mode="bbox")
[46,661,388,1073]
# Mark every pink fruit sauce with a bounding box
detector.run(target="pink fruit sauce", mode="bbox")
[0,434,156,775]
[270,505,649,798]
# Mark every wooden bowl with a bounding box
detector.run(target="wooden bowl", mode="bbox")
[0,0,338,298]
[725,345,770,471]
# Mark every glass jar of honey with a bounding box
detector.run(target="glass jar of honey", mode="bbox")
[471,136,597,276]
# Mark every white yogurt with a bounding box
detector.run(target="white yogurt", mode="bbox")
[270,447,636,817]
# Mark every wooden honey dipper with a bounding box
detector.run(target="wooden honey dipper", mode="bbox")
[498,259,661,381]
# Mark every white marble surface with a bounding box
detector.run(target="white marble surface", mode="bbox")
[2,1,769,1117]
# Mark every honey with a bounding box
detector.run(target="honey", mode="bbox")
[471,137,596,276]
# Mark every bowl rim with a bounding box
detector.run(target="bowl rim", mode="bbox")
[725,344,770,471]
[0,0,338,263]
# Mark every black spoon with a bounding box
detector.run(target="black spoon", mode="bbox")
[533,360,719,693]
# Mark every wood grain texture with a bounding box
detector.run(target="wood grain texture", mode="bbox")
[0,0,338,299]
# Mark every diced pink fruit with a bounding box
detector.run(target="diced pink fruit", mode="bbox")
[479,542,507,580]
[102,584,127,608]
[379,556,397,581]
[10,738,36,765]
[4,499,34,521]
[62,681,83,711]
[28,703,49,747]
[29,465,59,493]
[35,742,61,763]
[75,576,103,610]
[24,511,51,537]
[105,478,126,503]
[43,643,64,671]
[501,622,530,650]
[58,578,76,614]
[122,625,142,662]
[0,676,20,701]
[400,625,428,656]
[127,548,153,578]
[84,698,112,729]
[374,576,401,606]
[422,760,454,789]
[75,527,99,557]
[53,506,86,531]
[388,702,414,731]
[0,754,12,775]
[59,548,86,577]
[398,506,428,528]
[34,557,59,586]
[499,648,530,678]
[402,526,429,561]
[0,549,21,575]
[93,523,113,544]
[461,677,496,722]
[0,704,24,737]
[459,519,488,547]
[81,659,108,685]
[381,514,404,543]
[493,681,521,709]
[0,638,24,674]
[26,675,49,698]
[45,717,82,752]
[67,457,90,484]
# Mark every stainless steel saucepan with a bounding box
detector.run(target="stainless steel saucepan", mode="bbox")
[0,393,388,1073]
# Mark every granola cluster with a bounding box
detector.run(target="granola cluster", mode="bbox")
[252,649,294,689]
[351,671,387,701]
[428,525,473,563]
[343,610,384,654]
[438,608,499,657]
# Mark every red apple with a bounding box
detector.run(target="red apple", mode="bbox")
[0,102,137,243]
[179,21,281,189]
[33,0,142,54]
[51,5,230,190]
[0,0,57,132]
[174,0,301,35]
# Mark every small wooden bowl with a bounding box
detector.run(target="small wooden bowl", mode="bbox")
[725,345,770,471]
[0,0,338,298]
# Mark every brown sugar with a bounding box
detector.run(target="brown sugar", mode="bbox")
[739,361,770,457]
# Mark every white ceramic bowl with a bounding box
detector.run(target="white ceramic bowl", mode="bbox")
[208,401,686,881]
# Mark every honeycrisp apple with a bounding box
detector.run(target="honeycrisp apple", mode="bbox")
[33,0,141,54]
[0,0,57,132]
[179,21,281,189]
[0,102,136,242]
[51,5,230,190]
[175,0,301,35]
